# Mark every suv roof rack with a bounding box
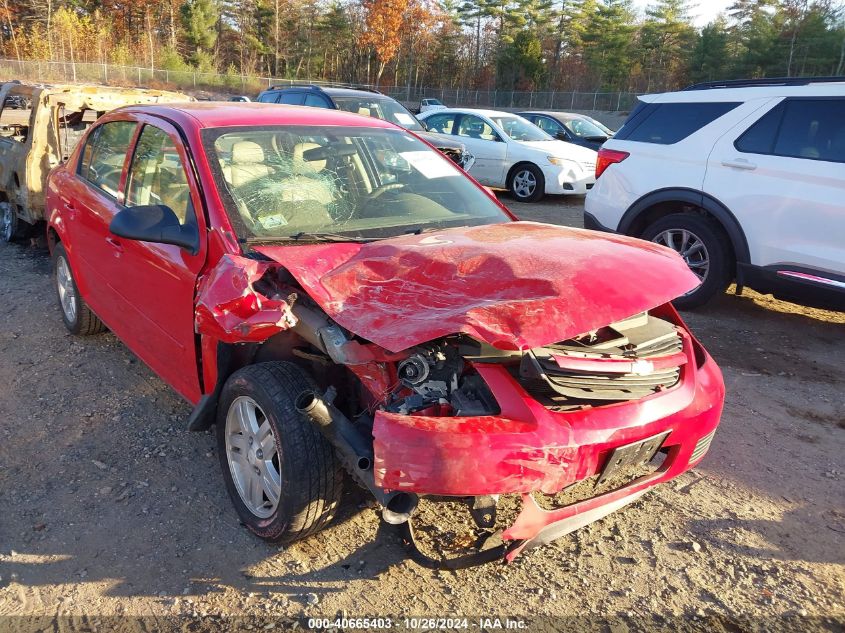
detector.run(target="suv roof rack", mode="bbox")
[684,76,845,90]
[268,82,383,94]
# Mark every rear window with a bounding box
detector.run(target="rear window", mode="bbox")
[78,120,136,197]
[615,101,740,144]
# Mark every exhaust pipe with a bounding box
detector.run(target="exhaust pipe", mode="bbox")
[296,390,418,524]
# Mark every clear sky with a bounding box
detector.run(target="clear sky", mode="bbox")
[632,0,734,27]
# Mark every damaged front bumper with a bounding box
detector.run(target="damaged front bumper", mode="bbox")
[373,332,724,565]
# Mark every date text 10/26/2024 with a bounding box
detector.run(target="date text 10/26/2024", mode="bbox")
[307,617,529,630]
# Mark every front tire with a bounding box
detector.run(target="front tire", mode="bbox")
[508,164,545,202]
[641,213,731,309]
[52,243,107,335]
[216,362,343,544]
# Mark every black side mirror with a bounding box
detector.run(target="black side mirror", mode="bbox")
[110,205,197,251]
[556,131,569,141]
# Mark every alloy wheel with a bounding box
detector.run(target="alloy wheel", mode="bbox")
[55,256,78,323]
[225,396,282,519]
[512,169,537,199]
[652,228,710,284]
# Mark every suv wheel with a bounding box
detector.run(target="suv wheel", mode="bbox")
[508,164,545,202]
[641,213,730,309]
[217,362,343,543]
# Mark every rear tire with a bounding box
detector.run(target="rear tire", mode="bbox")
[641,213,731,309]
[508,164,545,203]
[52,243,107,335]
[1,202,25,243]
[216,362,343,544]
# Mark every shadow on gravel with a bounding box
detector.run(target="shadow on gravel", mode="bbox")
[689,505,845,566]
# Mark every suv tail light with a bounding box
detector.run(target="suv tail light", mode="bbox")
[595,149,630,179]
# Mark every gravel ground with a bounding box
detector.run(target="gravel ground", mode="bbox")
[0,195,843,632]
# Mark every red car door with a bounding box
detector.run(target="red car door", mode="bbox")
[100,114,207,403]
[64,119,139,327]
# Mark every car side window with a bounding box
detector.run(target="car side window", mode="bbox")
[734,103,785,155]
[736,99,845,163]
[303,94,329,108]
[257,92,279,103]
[535,117,562,135]
[457,115,497,141]
[78,120,137,198]
[773,99,845,163]
[125,124,197,227]
[424,113,457,134]
[279,92,304,105]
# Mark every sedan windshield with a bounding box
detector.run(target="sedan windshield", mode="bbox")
[203,125,510,242]
[332,96,425,132]
[489,116,551,142]
[563,117,608,138]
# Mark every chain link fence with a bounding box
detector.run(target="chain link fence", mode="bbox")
[0,58,639,112]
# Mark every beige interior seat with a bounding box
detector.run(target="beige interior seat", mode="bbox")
[292,142,327,174]
[285,142,334,208]
[223,141,273,188]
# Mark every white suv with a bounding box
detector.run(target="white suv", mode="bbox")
[585,77,845,310]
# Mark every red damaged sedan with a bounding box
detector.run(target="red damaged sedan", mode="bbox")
[45,103,724,568]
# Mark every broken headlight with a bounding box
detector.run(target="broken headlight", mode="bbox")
[386,338,499,416]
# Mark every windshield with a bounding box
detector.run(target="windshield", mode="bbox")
[332,96,425,132]
[586,116,614,136]
[563,117,608,138]
[489,115,551,142]
[203,125,509,242]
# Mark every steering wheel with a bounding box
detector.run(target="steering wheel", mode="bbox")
[363,183,404,201]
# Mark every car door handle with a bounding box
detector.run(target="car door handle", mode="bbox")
[722,158,757,170]
[105,236,123,253]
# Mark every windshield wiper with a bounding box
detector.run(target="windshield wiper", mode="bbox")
[404,222,472,235]
[243,232,381,245]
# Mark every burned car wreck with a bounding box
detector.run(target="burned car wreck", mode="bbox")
[0,81,189,242]
[45,103,724,568]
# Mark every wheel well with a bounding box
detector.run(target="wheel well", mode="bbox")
[47,226,60,251]
[190,331,358,432]
[631,202,737,277]
[506,161,539,186]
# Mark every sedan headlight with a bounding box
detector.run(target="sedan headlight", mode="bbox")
[547,156,574,166]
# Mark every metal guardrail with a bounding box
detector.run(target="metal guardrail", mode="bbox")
[0,58,640,112]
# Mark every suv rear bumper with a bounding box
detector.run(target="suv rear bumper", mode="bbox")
[583,211,615,233]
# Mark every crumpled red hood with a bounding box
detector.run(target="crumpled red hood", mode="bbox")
[255,221,699,353]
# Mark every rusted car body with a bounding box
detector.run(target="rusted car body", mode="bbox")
[0,81,189,241]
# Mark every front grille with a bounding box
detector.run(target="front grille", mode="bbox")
[690,430,716,463]
[518,312,684,408]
